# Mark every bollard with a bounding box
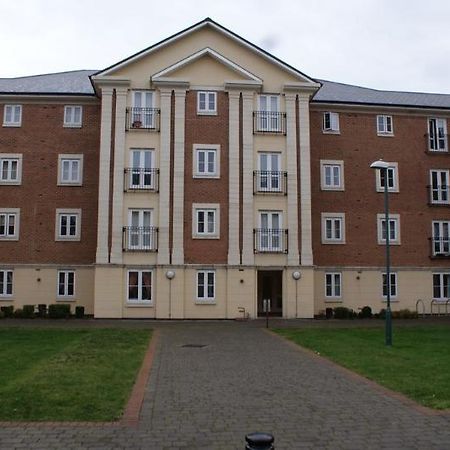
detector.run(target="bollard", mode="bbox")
[245,432,274,450]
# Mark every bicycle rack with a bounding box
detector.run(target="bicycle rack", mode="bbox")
[416,299,426,318]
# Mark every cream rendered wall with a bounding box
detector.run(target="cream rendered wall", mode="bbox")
[94,267,123,318]
[283,267,314,318]
[226,268,257,319]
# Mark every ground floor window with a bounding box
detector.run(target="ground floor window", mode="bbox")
[325,272,341,298]
[57,271,75,298]
[433,273,450,300]
[0,269,13,296]
[197,270,215,301]
[382,272,397,298]
[128,270,152,303]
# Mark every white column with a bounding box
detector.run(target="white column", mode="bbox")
[228,91,240,265]
[172,89,186,265]
[157,89,172,265]
[298,93,313,266]
[110,87,128,264]
[285,93,300,265]
[241,91,255,265]
[96,87,114,264]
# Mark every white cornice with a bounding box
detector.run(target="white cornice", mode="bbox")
[224,80,262,91]
[151,78,190,89]
[0,94,98,103]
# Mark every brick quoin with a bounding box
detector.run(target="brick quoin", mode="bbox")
[310,109,450,267]
[184,91,229,264]
[0,102,101,264]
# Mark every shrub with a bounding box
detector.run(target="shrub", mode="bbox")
[37,304,47,318]
[48,304,71,319]
[13,308,24,318]
[0,305,14,318]
[0,310,4,319]
[379,308,386,320]
[22,305,35,318]
[75,306,85,319]
[325,307,334,319]
[359,306,373,319]
[333,306,353,319]
[397,309,419,319]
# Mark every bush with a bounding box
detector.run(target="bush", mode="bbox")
[0,305,14,318]
[22,305,35,318]
[75,306,85,319]
[37,304,47,318]
[13,308,24,318]
[333,306,353,319]
[379,308,386,320]
[325,307,334,319]
[0,310,4,319]
[359,306,373,319]
[48,304,71,319]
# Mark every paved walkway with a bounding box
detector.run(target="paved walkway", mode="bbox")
[1,321,450,449]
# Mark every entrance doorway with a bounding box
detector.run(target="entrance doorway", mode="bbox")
[257,270,283,317]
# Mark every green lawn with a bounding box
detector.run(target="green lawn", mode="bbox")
[275,326,450,409]
[0,328,151,421]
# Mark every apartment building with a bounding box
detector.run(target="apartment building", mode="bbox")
[0,18,449,318]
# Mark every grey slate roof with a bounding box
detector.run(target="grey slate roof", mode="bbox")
[0,70,96,95]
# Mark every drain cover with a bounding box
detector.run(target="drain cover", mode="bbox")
[181,344,207,348]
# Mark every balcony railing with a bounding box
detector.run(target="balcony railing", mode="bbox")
[253,111,286,134]
[126,107,160,131]
[253,171,287,194]
[123,226,158,252]
[124,168,159,192]
[254,228,288,253]
[427,185,450,205]
[426,133,448,152]
[431,237,450,257]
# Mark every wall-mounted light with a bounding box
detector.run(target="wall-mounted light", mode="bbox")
[292,271,301,280]
[165,270,175,280]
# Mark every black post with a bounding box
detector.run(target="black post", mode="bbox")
[245,432,274,450]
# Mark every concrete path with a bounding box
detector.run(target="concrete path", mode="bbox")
[1,321,450,449]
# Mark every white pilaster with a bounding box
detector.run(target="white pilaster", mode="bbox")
[285,93,300,265]
[298,93,313,266]
[157,89,172,265]
[96,87,114,264]
[110,87,128,264]
[228,91,240,265]
[172,89,186,264]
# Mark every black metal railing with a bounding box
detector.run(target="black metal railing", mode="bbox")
[124,168,159,192]
[253,171,287,194]
[426,133,448,152]
[126,107,160,131]
[253,111,286,134]
[427,185,450,205]
[123,226,158,251]
[431,237,450,257]
[253,229,288,253]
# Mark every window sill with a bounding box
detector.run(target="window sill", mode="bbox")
[378,241,401,246]
[0,237,19,241]
[193,174,220,179]
[55,237,81,242]
[56,298,76,302]
[377,133,394,137]
[322,130,340,135]
[0,297,14,301]
[197,111,217,116]
[376,189,399,193]
[2,123,21,128]
[192,235,220,240]
[0,181,21,186]
[63,124,82,128]
[195,300,216,305]
[57,182,83,187]
[325,298,342,303]
[321,187,345,191]
[126,302,153,308]
[321,240,346,245]
[426,149,449,154]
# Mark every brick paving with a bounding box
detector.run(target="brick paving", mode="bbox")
[1,320,450,449]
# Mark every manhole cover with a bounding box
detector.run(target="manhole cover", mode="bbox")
[181,344,207,348]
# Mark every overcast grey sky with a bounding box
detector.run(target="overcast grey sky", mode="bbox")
[1,0,449,93]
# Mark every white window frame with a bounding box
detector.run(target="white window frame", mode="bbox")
[127,209,154,250]
[320,160,344,191]
[196,270,216,303]
[321,213,346,244]
[377,213,400,245]
[57,270,75,299]
[257,152,282,192]
[429,170,449,204]
[127,270,153,304]
[257,95,281,132]
[63,105,83,128]
[132,91,155,128]
[322,112,340,133]
[375,162,399,193]
[325,272,342,299]
[193,144,220,178]
[55,209,81,241]
[377,115,394,136]
[0,269,13,297]
[433,273,450,300]
[382,272,397,299]
[3,105,22,127]
[197,91,217,115]
[428,118,447,152]
[58,154,83,186]
[192,203,220,239]
[258,211,284,252]
[432,221,450,256]
[129,149,155,189]
[0,153,22,185]
[0,208,20,240]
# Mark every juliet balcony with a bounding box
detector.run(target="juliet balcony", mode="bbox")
[124,168,159,192]
[123,226,159,252]
[126,107,160,131]
[253,111,286,134]
[254,228,288,253]
[253,171,287,194]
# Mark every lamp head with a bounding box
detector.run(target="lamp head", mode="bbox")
[370,159,390,170]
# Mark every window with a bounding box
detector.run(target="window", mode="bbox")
[197,270,215,302]
[433,273,450,300]
[428,118,447,151]
[63,106,82,127]
[377,214,400,245]
[127,210,154,250]
[257,153,282,192]
[0,270,13,297]
[321,213,345,244]
[193,204,219,238]
[325,272,342,298]
[0,154,22,184]
[323,112,340,133]
[376,162,399,192]
[58,154,83,185]
[127,270,152,303]
[193,144,220,178]
[129,149,155,189]
[0,209,19,240]
[320,160,344,190]
[257,95,281,132]
[432,221,450,256]
[197,91,217,114]
[430,170,449,204]
[382,272,397,298]
[57,271,75,298]
[3,105,22,127]
[132,91,155,128]
[56,209,81,241]
[258,211,284,252]
[377,115,393,135]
